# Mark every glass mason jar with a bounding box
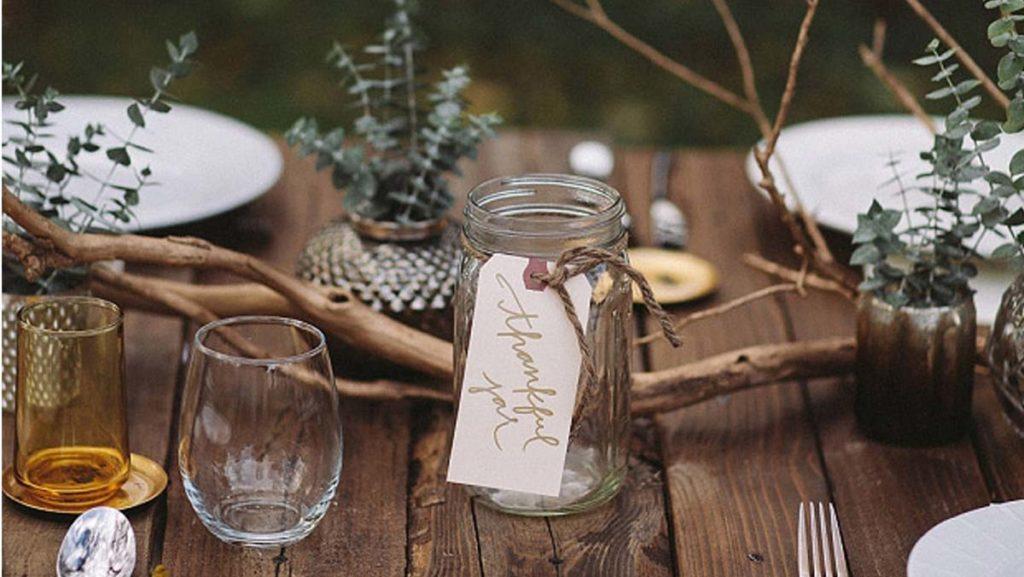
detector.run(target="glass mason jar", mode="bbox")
[855,293,976,445]
[453,174,631,515]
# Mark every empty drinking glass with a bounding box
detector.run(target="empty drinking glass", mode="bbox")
[178,316,343,547]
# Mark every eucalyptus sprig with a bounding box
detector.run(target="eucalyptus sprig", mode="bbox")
[286,0,501,224]
[2,31,198,294]
[853,21,1024,308]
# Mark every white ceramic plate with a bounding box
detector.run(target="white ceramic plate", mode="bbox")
[908,500,1024,577]
[744,115,1024,324]
[3,95,282,230]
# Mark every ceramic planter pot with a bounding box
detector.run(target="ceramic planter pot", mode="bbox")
[296,213,459,377]
[986,272,1024,438]
[855,293,976,445]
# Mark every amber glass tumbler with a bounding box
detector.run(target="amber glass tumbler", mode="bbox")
[14,297,129,506]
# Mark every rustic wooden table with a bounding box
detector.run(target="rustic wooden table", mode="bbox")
[4,130,1023,577]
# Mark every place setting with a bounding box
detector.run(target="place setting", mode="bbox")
[3,0,1024,576]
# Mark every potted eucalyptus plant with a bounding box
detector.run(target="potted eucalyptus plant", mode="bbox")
[852,28,1023,444]
[287,0,500,348]
[1,33,197,410]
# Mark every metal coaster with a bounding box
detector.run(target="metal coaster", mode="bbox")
[2,453,168,515]
[627,248,719,305]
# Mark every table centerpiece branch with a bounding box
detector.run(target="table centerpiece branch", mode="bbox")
[549,0,857,296]
[3,187,454,379]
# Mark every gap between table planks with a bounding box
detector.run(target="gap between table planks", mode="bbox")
[644,150,830,577]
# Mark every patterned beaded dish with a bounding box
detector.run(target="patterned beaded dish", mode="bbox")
[297,216,459,342]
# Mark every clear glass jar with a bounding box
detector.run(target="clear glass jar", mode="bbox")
[453,174,631,515]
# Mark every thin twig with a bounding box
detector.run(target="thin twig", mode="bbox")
[903,0,1009,109]
[548,0,757,115]
[709,0,771,134]
[635,283,800,346]
[742,253,855,298]
[859,44,937,133]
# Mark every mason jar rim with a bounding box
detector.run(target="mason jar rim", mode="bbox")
[17,296,123,338]
[464,174,626,242]
[193,315,328,367]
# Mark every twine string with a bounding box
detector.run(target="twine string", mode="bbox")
[461,237,682,434]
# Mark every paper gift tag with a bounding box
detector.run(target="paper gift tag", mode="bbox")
[447,253,593,496]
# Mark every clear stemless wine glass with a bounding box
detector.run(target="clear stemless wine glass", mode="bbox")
[178,316,343,548]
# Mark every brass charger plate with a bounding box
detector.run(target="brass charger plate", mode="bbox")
[2,453,167,515]
[628,248,719,304]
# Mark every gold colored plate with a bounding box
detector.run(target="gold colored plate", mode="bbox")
[628,248,719,305]
[2,453,168,515]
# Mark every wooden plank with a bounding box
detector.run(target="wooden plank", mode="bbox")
[772,214,994,575]
[2,267,188,577]
[409,132,676,577]
[972,380,1024,501]
[650,151,829,576]
[408,406,482,577]
[158,140,410,575]
[785,298,992,576]
[543,146,673,577]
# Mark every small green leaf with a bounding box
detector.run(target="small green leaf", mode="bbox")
[992,242,1020,259]
[178,31,199,57]
[1005,207,1024,225]
[127,103,145,128]
[850,243,882,266]
[1011,149,1024,174]
[106,147,131,166]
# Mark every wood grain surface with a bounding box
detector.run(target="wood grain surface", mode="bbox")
[3,132,1022,577]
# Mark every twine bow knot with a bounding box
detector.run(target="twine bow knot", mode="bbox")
[460,238,681,435]
[528,246,681,390]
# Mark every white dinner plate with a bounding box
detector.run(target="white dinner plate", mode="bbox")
[908,500,1024,577]
[744,115,1024,325]
[3,95,282,230]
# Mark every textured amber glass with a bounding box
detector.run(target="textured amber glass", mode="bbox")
[14,297,129,506]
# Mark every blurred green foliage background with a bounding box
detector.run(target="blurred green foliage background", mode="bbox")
[1,0,1006,147]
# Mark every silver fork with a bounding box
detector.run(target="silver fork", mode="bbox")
[798,502,849,577]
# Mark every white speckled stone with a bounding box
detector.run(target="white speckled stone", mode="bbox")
[57,507,136,577]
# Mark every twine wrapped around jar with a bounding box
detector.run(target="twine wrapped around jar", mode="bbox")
[461,238,681,435]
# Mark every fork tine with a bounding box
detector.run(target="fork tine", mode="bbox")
[798,503,810,577]
[810,503,822,577]
[819,503,834,577]
[830,503,850,577]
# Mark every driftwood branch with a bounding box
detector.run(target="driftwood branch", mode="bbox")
[90,260,862,413]
[4,188,454,380]
[327,338,859,415]
[631,337,855,414]
[742,253,855,298]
